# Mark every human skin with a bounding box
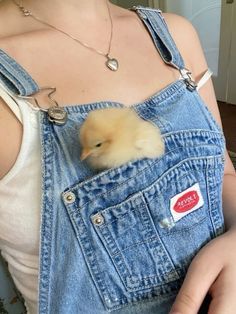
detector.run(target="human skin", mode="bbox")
[0,1,236,313]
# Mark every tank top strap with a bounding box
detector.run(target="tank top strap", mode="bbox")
[0,82,22,123]
[0,49,40,96]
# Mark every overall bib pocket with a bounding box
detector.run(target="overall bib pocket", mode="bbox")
[91,192,179,292]
[63,130,225,310]
[142,156,225,273]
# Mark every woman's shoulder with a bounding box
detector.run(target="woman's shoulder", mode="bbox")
[159,12,206,78]
[162,12,200,46]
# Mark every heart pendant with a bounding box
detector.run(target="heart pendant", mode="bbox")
[106,57,119,71]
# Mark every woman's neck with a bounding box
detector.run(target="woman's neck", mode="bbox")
[12,0,118,43]
[19,0,113,26]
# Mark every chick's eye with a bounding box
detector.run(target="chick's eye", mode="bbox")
[95,143,102,148]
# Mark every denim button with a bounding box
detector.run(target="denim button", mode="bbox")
[63,191,76,204]
[91,213,104,226]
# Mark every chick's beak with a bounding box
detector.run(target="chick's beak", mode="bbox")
[80,148,92,161]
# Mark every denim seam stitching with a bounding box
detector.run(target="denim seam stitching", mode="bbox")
[76,154,224,210]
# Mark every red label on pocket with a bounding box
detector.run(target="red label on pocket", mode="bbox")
[173,190,199,213]
[170,183,204,222]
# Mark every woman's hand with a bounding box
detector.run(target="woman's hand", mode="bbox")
[170,228,236,314]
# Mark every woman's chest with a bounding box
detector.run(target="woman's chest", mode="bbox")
[0,27,180,108]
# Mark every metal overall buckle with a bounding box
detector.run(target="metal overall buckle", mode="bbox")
[179,68,197,92]
[17,87,68,125]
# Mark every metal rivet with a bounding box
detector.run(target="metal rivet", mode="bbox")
[137,11,147,19]
[159,217,175,230]
[92,213,104,226]
[48,107,68,125]
[63,191,76,204]
[130,5,140,11]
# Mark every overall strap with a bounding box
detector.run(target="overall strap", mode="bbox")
[131,6,197,91]
[0,49,40,96]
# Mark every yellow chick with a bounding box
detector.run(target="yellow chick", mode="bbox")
[79,107,165,170]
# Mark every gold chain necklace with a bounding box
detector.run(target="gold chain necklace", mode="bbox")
[12,0,119,71]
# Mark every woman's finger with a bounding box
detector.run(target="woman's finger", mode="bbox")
[169,244,222,314]
[207,267,236,314]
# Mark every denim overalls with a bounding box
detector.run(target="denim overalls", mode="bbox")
[0,6,225,314]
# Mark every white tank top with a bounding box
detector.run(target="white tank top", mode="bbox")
[0,84,41,314]
[0,69,212,314]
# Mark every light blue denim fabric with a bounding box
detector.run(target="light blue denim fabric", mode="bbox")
[0,50,39,96]
[0,6,225,314]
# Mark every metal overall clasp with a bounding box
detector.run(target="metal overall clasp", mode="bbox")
[17,87,68,125]
[46,88,68,125]
[179,68,197,92]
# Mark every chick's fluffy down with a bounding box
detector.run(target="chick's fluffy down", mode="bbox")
[79,107,165,169]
